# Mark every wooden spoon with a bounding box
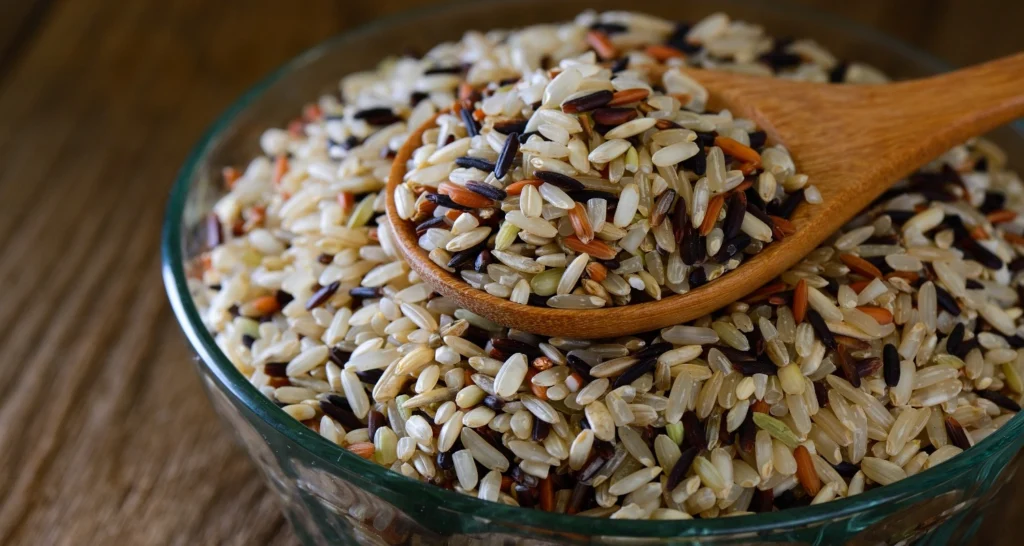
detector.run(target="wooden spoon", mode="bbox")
[386,52,1024,338]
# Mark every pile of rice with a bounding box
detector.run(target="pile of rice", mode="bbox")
[393,23,814,308]
[191,11,1023,519]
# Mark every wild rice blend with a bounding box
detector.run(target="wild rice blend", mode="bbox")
[192,11,1023,519]
[395,22,813,309]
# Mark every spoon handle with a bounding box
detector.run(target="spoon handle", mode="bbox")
[873,52,1024,153]
[727,52,1024,198]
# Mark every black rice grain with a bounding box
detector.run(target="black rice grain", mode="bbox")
[977,389,1021,412]
[474,250,492,273]
[367,410,386,439]
[355,369,384,384]
[347,286,380,299]
[460,107,479,137]
[716,346,756,363]
[423,65,463,75]
[745,325,766,357]
[954,337,980,359]
[750,488,774,513]
[832,461,859,478]
[425,192,473,211]
[681,147,707,175]
[534,170,585,191]
[682,228,705,265]
[733,359,777,376]
[465,180,508,201]
[275,289,295,307]
[689,266,708,288]
[490,337,543,359]
[415,216,448,235]
[635,342,673,360]
[566,354,595,381]
[694,131,718,148]
[494,132,520,179]
[511,464,539,487]
[589,22,628,34]
[666,446,699,490]
[532,418,551,441]
[1009,257,1024,273]
[514,484,538,508]
[562,90,614,113]
[723,193,747,240]
[745,201,775,229]
[957,236,1004,270]
[883,343,901,387]
[935,285,961,316]
[828,61,849,83]
[980,191,1006,214]
[1007,335,1024,349]
[666,23,702,54]
[305,281,340,310]
[769,188,805,219]
[613,357,657,388]
[682,411,707,451]
[773,489,810,510]
[483,395,506,412]
[455,156,496,172]
[320,398,363,431]
[493,119,528,135]
[568,189,618,204]
[448,244,486,269]
[715,234,751,262]
[353,107,402,126]
[806,309,837,350]
[945,323,965,357]
[759,50,803,70]
[327,347,351,367]
[747,130,768,150]
[567,482,591,514]
[436,450,455,473]
[409,91,429,106]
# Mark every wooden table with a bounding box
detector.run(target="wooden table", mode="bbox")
[0,1,1019,544]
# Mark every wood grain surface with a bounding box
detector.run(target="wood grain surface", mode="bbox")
[0,0,1019,544]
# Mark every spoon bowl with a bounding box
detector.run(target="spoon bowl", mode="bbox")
[386,53,1024,338]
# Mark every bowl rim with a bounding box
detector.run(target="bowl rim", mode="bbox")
[161,0,1024,538]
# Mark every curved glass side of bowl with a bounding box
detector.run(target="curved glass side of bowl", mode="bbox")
[194,368,1023,545]
[161,0,1024,544]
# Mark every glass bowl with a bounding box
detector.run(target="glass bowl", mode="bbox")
[161,1,1024,544]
